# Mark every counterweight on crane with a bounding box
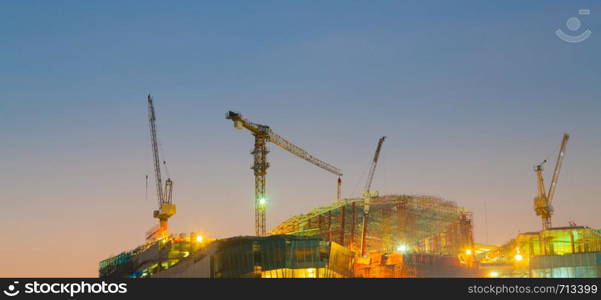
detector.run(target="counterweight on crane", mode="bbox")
[534,133,569,230]
[226,111,343,236]
[148,95,176,237]
[360,136,386,256]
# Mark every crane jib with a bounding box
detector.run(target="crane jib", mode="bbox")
[148,95,164,206]
[547,134,569,204]
[268,132,343,176]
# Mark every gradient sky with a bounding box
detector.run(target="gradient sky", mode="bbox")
[1,1,600,277]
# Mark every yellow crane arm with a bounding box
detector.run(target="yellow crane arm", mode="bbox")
[547,134,569,204]
[148,95,164,207]
[360,136,387,256]
[227,111,343,176]
[364,136,386,193]
[268,131,343,176]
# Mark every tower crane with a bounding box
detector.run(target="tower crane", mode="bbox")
[360,136,386,256]
[533,133,569,230]
[148,95,176,237]
[226,111,343,236]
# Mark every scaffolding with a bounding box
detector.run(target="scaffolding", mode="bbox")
[272,194,474,257]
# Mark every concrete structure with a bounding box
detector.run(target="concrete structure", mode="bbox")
[100,235,353,278]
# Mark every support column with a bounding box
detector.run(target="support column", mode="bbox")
[328,210,332,241]
[252,135,269,236]
[340,205,346,246]
[351,202,356,251]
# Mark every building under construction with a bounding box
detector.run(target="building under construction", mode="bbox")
[478,226,601,278]
[273,194,478,277]
[99,99,599,278]
[100,234,354,278]
[273,194,473,255]
[100,194,478,278]
[100,102,478,278]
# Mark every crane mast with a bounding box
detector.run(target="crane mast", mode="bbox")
[534,160,547,201]
[533,134,569,230]
[360,136,386,256]
[226,111,342,236]
[148,95,176,236]
[534,160,550,230]
[163,161,174,205]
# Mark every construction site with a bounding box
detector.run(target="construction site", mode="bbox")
[99,96,601,278]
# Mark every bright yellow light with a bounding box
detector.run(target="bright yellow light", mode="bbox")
[196,235,204,243]
[396,244,408,253]
[514,254,523,261]
[465,249,472,255]
[489,271,499,277]
[259,198,267,206]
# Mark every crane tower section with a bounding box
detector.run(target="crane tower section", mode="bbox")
[226,111,342,236]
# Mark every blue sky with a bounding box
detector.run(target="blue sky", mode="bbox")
[1,1,600,276]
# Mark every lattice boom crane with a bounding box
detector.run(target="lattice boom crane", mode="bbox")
[148,95,176,237]
[360,136,386,256]
[533,133,569,230]
[226,111,343,236]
